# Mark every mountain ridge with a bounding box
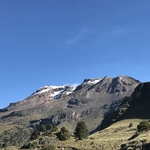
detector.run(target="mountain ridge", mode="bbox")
[0,75,140,133]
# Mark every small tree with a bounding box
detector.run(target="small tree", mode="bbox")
[40,124,46,132]
[46,124,53,131]
[137,120,150,132]
[74,121,89,140]
[31,130,39,140]
[129,123,133,128]
[57,127,70,141]
[52,126,58,132]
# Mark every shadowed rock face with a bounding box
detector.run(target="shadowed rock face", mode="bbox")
[0,76,140,132]
[100,82,150,130]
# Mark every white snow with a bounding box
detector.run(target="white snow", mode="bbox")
[50,90,64,99]
[38,88,51,94]
[33,79,101,98]
[66,91,72,95]
[49,85,65,89]
[34,85,65,95]
[33,85,75,99]
[86,79,101,85]
[120,76,122,80]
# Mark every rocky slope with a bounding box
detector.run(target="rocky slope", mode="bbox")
[0,76,140,132]
[100,82,150,130]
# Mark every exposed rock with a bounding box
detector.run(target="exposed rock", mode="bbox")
[100,82,150,130]
[67,98,94,107]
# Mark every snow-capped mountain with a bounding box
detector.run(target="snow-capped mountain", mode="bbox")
[31,78,103,100]
[0,76,140,132]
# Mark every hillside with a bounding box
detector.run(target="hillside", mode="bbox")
[100,82,150,130]
[2,119,150,150]
[56,119,150,150]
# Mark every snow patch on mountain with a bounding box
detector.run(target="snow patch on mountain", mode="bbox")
[32,78,102,99]
[50,90,63,99]
[37,88,51,94]
[82,78,102,86]
[87,79,101,85]
[32,85,76,99]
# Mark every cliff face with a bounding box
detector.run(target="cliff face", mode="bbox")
[100,82,150,130]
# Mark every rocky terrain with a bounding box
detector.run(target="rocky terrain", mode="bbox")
[100,81,150,130]
[0,76,140,133]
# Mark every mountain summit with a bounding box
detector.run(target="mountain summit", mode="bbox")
[0,76,140,132]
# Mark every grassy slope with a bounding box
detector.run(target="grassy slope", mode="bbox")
[56,119,150,150]
[3,119,150,150]
[1,146,18,150]
[0,122,14,134]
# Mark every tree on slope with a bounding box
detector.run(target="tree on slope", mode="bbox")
[137,120,150,132]
[74,121,89,140]
[57,127,70,141]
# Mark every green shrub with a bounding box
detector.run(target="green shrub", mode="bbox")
[137,120,150,132]
[2,143,7,148]
[46,124,53,131]
[90,141,94,145]
[74,121,89,140]
[20,142,37,149]
[40,124,46,132]
[129,123,133,128]
[57,127,70,141]
[30,129,40,140]
[52,126,58,132]
[0,126,32,147]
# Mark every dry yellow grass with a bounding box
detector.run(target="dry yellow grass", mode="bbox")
[1,146,18,150]
[0,122,14,134]
[56,119,150,150]
[3,119,150,150]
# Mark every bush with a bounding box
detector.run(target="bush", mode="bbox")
[52,126,58,132]
[40,124,46,132]
[30,130,40,140]
[0,126,32,147]
[20,142,37,149]
[129,123,133,128]
[57,127,70,141]
[74,121,89,140]
[2,143,7,148]
[46,124,53,131]
[137,120,150,132]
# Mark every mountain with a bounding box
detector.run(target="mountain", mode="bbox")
[0,76,140,133]
[100,82,150,130]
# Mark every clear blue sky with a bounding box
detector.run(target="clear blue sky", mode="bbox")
[0,0,150,109]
